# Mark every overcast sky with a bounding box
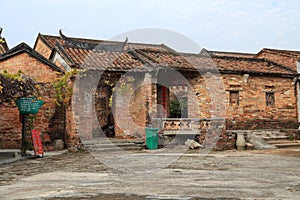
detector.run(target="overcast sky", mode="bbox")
[1,0,299,53]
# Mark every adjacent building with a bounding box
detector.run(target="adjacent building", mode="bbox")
[0,43,65,149]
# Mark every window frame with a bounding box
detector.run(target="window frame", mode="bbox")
[265,91,275,107]
[229,90,239,106]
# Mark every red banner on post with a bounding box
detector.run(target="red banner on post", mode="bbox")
[31,130,44,157]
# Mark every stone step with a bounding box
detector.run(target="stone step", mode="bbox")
[266,140,298,144]
[83,138,145,152]
[265,139,300,148]
[262,136,288,140]
[247,134,277,150]
[86,143,139,148]
[86,146,143,152]
[82,138,144,145]
[274,142,300,148]
[255,132,286,137]
[251,130,287,138]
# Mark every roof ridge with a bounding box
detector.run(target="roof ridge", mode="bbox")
[208,50,255,55]
[40,33,168,48]
[212,54,266,61]
[263,47,300,53]
[0,42,32,57]
[258,48,300,58]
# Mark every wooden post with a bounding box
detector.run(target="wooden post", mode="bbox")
[21,114,27,156]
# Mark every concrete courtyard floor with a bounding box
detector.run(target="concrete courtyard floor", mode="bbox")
[0,147,299,200]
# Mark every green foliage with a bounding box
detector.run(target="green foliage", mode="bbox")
[0,70,43,105]
[52,69,78,106]
[169,99,181,118]
[118,75,135,94]
[1,69,23,81]
[287,134,294,141]
[169,98,187,118]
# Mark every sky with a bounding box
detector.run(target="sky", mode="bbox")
[1,0,300,53]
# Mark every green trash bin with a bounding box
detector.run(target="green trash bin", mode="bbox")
[145,127,159,150]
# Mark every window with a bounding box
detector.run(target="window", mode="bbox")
[266,92,275,107]
[229,91,239,106]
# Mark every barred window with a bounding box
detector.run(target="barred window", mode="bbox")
[266,92,275,107]
[229,91,239,106]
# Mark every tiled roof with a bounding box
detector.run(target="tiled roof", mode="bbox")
[212,56,295,75]
[57,44,295,75]
[0,43,63,72]
[60,45,150,71]
[138,49,295,76]
[38,33,173,52]
[137,49,197,70]
[200,49,255,58]
[44,32,296,76]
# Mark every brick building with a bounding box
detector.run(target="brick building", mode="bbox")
[32,32,299,150]
[255,48,300,124]
[0,43,66,149]
[1,30,299,150]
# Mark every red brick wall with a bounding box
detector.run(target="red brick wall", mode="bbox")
[181,71,297,150]
[128,83,149,136]
[0,53,58,82]
[65,103,80,148]
[114,73,149,137]
[34,38,52,59]
[224,74,298,129]
[186,72,298,130]
[0,52,66,149]
[0,107,22,148]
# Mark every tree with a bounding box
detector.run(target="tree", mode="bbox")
[0,70,44,105]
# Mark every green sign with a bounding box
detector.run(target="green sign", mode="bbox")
[16,97,44,114]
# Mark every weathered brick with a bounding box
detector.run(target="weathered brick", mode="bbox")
[0,50,66,149]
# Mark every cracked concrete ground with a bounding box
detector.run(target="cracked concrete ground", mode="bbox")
[0,148,299,200]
